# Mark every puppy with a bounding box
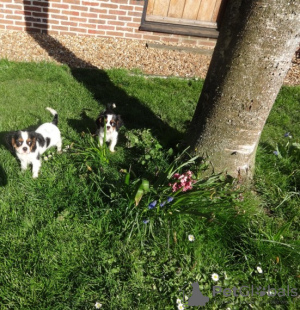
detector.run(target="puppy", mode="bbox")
[11,107,62,178]
[95,103,123,152]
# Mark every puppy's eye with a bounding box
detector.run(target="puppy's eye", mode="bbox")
[27,141,32,146]
[16,141,23,147]
[110,122,116,127]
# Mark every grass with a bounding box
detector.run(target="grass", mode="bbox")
[0,59,299,310]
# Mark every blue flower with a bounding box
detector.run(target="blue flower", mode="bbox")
[273,151,279,156]
[167,196,174,203]
[284,132,292,138]
[160,201,166,207]
[148,200,157,209]
[143,219,149,224]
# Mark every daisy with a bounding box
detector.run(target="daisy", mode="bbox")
[177,303,185,310]
[188,234,195,242]
[212,273,219,281]
[257,266,263,274]
[267,290,276,297]
[95,302,102,309]
[176,298,182,304]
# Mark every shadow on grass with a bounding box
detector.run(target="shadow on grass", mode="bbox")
[0,165,7,186]
[67,109,96,135]
[22,1,181,147]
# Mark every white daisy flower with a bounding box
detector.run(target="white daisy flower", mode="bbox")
[95,302,102,309]
[178,303,185,310]
[267,290,276,296]
[212,273,219,281]
[176,298,182,304]
[44,156,48,161]
[188,234,195,242]
[257,266,263,274]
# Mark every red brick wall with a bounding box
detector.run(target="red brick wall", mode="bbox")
[0,0,216,47]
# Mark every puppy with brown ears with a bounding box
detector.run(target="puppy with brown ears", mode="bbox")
[95,103,123,152]
[11,107,62,178]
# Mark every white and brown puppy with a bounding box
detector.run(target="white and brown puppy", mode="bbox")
[95,103,123,152]
[11,107,62,178]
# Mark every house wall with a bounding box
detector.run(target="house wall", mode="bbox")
[0,0,216,47]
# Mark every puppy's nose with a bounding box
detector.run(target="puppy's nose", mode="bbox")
[106,126,110,130]
[23,147,28,152]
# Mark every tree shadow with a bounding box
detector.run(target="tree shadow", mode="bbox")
[22,0,181,147]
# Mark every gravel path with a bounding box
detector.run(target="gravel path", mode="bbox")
[0,31,299,85]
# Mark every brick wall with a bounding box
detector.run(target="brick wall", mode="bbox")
[0,0,216,47]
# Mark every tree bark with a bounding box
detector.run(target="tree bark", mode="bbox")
[187,0,300,181]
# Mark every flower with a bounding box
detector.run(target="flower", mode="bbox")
[188,234,195,242]
[44,156,48,161]
[212,273,219,281]
[142,219,149,224]
[284,132,292,138]
[267,290,276,296]
[176,298,182,304]
[160,201,166,207]
[95,302,102,309]
[257,266,263,274]
[273,151,279,156]
[148,200,157,209]
[169,171,196,192]
[177,303,185,310]
[167,196,174,202]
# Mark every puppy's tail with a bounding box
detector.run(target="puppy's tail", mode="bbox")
[46,107,58,126]
[106,103,116,113]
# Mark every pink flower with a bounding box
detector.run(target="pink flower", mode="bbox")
[169,171,196,192]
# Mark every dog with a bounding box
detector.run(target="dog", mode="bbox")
[11,107,62,178]
[95,103,123,152]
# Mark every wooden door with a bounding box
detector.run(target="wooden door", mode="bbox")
[146,0,224,29]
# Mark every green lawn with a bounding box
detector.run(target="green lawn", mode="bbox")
[0,60,299,310]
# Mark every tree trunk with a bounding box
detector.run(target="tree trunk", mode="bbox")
[187,0,300,181]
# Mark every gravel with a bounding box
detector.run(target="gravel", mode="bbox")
[0,31,299,85]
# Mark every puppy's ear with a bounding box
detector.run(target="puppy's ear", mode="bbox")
[7,131,20,150]
[11,135,17,149]
[31,132,45,148]
[95,115,104,129]
[116,115,123,131]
